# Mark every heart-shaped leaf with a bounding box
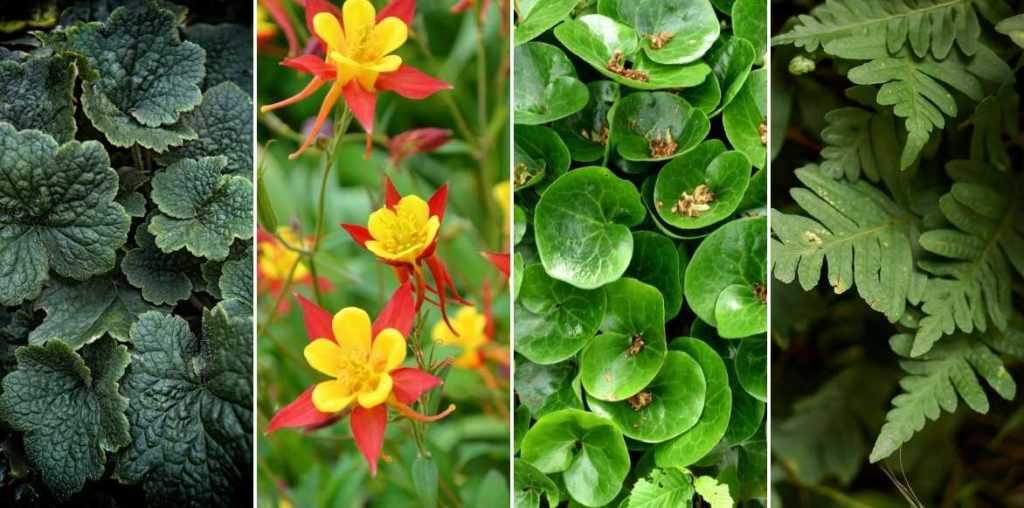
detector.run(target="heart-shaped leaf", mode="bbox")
[581,278,667,401]
[714,283,767,338]
[611,91,710,161]
[626,231,683,319]
[598,0,720,64]
[0,123,129,306]
[520,409,630,507]
[735,336,766,402]
[654,142,752,229]
[723,68,767,169]
[534,167,646,289]
[515,125,571,192]
[553,80,620,162]
[515,42,590,125]
[0,55,77,143]
[654,337,732,467]
[514,0,581,46]
[588,350,707,442]
[516,264,606,364]
[685,216,766,333]
[554,15,711,90]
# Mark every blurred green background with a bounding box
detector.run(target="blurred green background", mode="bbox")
[256,0,510,506]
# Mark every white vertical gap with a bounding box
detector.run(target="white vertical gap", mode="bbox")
[764,0,773,504]
[250,1,259,506]
[507,1,516,505]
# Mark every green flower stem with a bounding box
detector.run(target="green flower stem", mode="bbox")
[307,104,354,307]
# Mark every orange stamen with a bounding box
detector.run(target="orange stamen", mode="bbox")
[261,77,326,113]
[290,81,344,159]
[389,400,456,422]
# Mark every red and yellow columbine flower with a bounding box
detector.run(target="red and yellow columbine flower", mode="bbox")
[267,282,454,476]
[432,306,488,368]
[257,226,333,314]
[261,0,451,159]
[342,177,467,329]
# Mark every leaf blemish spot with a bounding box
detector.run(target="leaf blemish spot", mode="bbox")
[671,184,715,217]
[626,391,653,411]
[802,230,822,246]
[626,334,645,356]
[645,32,675,50]
[754,283,766,304]
[648,130,677,157]
[606,50,649,82]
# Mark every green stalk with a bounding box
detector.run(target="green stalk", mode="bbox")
[307,104,354,306]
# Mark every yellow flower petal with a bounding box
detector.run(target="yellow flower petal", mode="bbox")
[367,207,398,242]
[333,307,372,359]
[368,17,408,58]
[312,380,355,412]
[424,215,440,246]
[370,328,407,372]
[357,69,379,92]
[431,318,457,345]
[367,54,403,73]
[357,373,393,408]
[343,0,376,43]
[304,338,344,377]
[395,195,430,224]
[313,12,345,51]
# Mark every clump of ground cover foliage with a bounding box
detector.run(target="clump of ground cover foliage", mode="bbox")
[512,0,767,506]
[771,0,1024,505]
[0,1,253,506]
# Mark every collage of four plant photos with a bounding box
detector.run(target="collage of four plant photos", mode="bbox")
[0,0,1020,506]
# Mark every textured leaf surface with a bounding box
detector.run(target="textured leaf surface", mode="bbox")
[514,42,589,125]
[685,216,766,332]
[155,82,253,177]
[122,222,202,305]
[514,459,560,508]
[599,0,720,64]
[693,475,734,507]
[0,55,77,142]
[0,122,129,305]
[149,157,253,260]
[516,264,606,364]
[47,1,204,149]
[185,23,252,91]
[30,274,162,349]
[514,0,580,46]
[115,310,253,506]
[610,91,710,161]
[0,337,129,498]
[870,335,1016,462]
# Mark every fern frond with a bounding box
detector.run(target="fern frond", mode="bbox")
[772,0,981,60]
[845,44,1012,169]
[771,166,922,322]
[820,107,901,182]
[970,87,1019,170]
[870,334,1016,462]
[911,161,1024,356]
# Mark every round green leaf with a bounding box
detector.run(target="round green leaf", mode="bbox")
[515,459,561,508]
[535,167,646,289]
[611,92,710,162]
[553,81,620,163]
[520,409,630,507]
[723,361,765,445]
[714,283,767,338]
[516,264,607,364]
[588,350,707,442]
[681,73,722,115]
[516,125,571,192]
[554,15,711,91]
[514,42,589,125]
[731,0,767,61]
[516,356,583,417]
[722,68,767,170]
[625,231,683,319]
[654,338,732,467]
[735,336,766,402]
[581,278,667,401]
[684,216,766,332]
[514,0,581,46]
[598,0,719,65]
[705,35,755,110]
[654,145,752,229]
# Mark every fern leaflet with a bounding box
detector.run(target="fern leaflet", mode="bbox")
[771,166,922,322]
[871,334,1016,462]
[912,161,1024,356]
